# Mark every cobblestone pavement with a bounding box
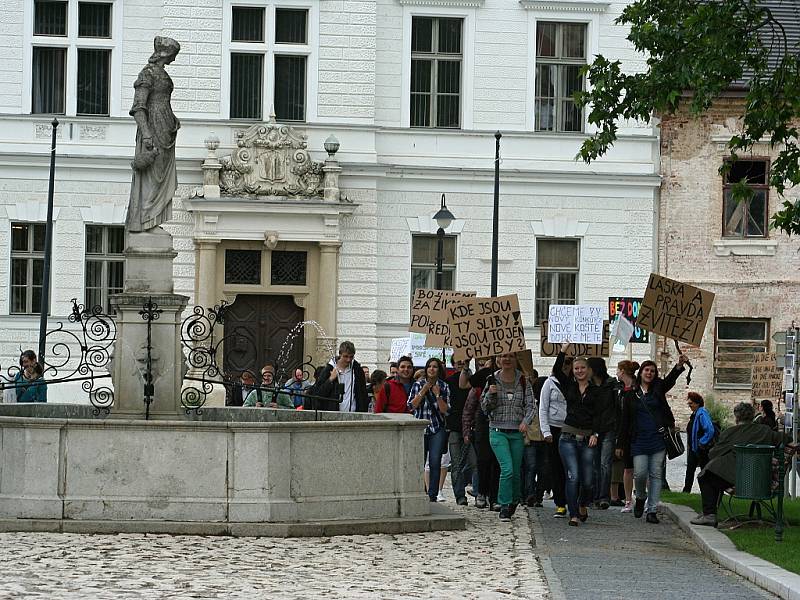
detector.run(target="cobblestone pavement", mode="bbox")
[529,499,777,600]
[0,500,547,599]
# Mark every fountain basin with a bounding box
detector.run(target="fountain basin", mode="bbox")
[0,405,465,536]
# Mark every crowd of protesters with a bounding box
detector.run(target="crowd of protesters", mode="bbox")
[221,339,788,527]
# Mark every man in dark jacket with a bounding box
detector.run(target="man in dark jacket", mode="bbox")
[306,341,369,412]
[691,402,784,527]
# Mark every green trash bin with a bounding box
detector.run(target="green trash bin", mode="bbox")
[734,444,775,500]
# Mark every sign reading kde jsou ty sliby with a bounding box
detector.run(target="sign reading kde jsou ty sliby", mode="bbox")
[547,305,604,345]
[447,294,525,361]
[409,288,476,345]
[637,273,715,347]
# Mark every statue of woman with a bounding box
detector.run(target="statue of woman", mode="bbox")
[127,36,181,233]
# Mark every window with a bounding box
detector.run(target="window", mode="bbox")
[10,223,46,315]
[225,250,261,285]
[271,250,307,286]
[229,6,309,121]
[715,318,769,387]
[723,160,769,238]
[84,225,123,313]
[31,0,114,116]
[410,16,462,128]
[535,239,579,323]
[411,235,456,294]
[535,21,586,132]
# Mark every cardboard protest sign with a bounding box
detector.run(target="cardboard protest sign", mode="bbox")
[751,352,782,400]
[409,288,476,346]
[547,305,604,344]
[637,274,715,347]
[540,320,610,358]
[608,297,649,344]
[516,349,535,378]
[447,294,526,361]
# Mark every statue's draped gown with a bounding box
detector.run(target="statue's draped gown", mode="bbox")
[127,62,180,232]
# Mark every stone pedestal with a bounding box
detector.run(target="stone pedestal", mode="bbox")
[111,229,189,417]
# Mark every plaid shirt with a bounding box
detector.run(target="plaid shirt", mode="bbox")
[407,379,450,435]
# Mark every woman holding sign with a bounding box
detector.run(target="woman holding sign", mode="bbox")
[408,358,451,503]
[480,353,535,522]
[617,356,688,523]
[554,344,601,527]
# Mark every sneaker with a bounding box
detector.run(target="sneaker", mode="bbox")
[610,499,625,507]
[499,506,512,521]
[645,512,660,524]
[508,503,518,517]
[456,496,468,506]
[475,495,487,509]
[690,513,718,527]
[633,498,645,518]
[553,506,567,518]
[490,502,501,512]
[437,491,446,502]
[621,501,632,513]
[599,501,610,510]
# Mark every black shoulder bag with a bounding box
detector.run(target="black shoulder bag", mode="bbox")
[637,389,685,460]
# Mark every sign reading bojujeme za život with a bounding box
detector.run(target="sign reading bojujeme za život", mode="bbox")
[637,274,715,347]
[447,294,525,361]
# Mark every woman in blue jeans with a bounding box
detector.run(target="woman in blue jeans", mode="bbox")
[553,344,600,527]
[408,358,451,502]
[618,356,687,523]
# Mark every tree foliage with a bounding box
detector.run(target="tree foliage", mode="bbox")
[576,0,800,235]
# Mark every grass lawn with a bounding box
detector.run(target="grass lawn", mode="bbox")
[662,490,800,574]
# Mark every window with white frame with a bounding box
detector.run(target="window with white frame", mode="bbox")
[411,235,456,295]
[229,5,309,121]
[410,16,462,128]
[714,318,769,387]
[535,238,579,324]
[10,222,46,315]
[31,0,115,116]
[534,21,587,132]
[85,225,124,313]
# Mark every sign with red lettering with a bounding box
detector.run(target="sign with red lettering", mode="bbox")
[637,274,715,347]
[608,296,649,343]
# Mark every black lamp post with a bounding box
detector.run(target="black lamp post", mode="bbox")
[433,193,455,291]
[491,131,501,297]
[38,117,59,365]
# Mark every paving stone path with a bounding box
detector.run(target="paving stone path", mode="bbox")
[529,499,777,600]
[0,502,546,599]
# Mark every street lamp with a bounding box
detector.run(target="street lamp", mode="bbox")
[433,193,455,291]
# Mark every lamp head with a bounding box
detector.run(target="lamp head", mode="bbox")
[433,193,455,229]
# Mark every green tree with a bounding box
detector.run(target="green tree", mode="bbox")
[576,0,800,234]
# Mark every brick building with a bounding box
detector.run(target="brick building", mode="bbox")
[0,0,660,402]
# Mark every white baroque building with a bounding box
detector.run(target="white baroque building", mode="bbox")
[0,0,659,400]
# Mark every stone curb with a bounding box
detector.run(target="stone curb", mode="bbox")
[663,502,800,600]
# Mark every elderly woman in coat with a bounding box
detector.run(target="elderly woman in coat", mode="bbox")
[691,402,785,527]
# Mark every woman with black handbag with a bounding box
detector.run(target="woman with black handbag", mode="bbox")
[618,356,688,523]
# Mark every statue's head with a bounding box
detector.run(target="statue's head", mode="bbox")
[149,36,181,65]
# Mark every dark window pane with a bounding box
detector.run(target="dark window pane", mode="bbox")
[271,251,307,285]
[86,225,103,254]
[723,191,744,237]
[107,226,124,253]
[437,60,460,94]
[536,64,555,98]
[11,224,29,251]
[536,22,557,57]
[274,55,306,121]
[537,239,579,268]
[557,272,578,303]
[727,160,768,185]
[438,18,462,53]
[33,259,44,286]
[11,259,28,286]
[440,270,454,290]
[562,23,585,58]
[442,236,456,264]
[86,260,102,288]
[86,288,102,311]
[32,46,66,114]
[747,190,767,237]
[561,65,583,98]
[77,49,110,115]
[560,100,582,132]
[412,236,436,264]
[535,99,555,131]
[411,59,431,93]
[230,53,263,119]
[411,268,432,293]
[718,320,767,341]
[78,2,111,38]
[275,9,307,44]
[411,94,431,127]
[33,224,46,252]
[32,285,43,314]
[411,17,433,53]
[11,287,27,314]
[232,7,264,42]
[436,95,459,128]
[34,1,67,36]
[225,249,261,285]
[107,260,124,290]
